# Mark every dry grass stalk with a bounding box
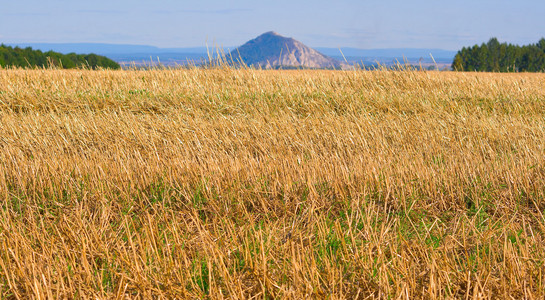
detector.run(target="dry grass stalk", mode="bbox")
[0,67,544,298]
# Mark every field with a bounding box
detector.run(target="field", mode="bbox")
[0,67,545,298]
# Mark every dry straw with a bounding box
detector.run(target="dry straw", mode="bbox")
[0,66,544,298]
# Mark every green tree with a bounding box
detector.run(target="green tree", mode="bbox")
[452,53,464,71]
[0,44,120,69]
[487,38,501,72]
[453,38,545,72]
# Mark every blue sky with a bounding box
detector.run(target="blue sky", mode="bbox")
[1,0,544,50]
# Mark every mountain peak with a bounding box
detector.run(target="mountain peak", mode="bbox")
[262,31,280,37]
[230,32,340,69]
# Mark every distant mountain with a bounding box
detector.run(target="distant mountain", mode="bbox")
[315,47,457,66]
[5,41,457,68]
[6,43,210,66]
[6,43,208,55]
[229,32,341,69]
[316,48,457,60]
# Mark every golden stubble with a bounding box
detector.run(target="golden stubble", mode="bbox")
[0,68,544,298]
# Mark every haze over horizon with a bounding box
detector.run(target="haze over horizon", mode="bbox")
[1,0,545,50]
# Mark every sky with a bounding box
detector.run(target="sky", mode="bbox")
[1,0,544,50]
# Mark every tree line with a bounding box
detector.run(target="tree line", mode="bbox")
[0,44,120,69]
[452,38,545,72]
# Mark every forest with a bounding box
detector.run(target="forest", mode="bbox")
[0,44,120,69]
[452,38,545,72]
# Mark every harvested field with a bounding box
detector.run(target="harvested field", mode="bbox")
[0,68,545,298]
